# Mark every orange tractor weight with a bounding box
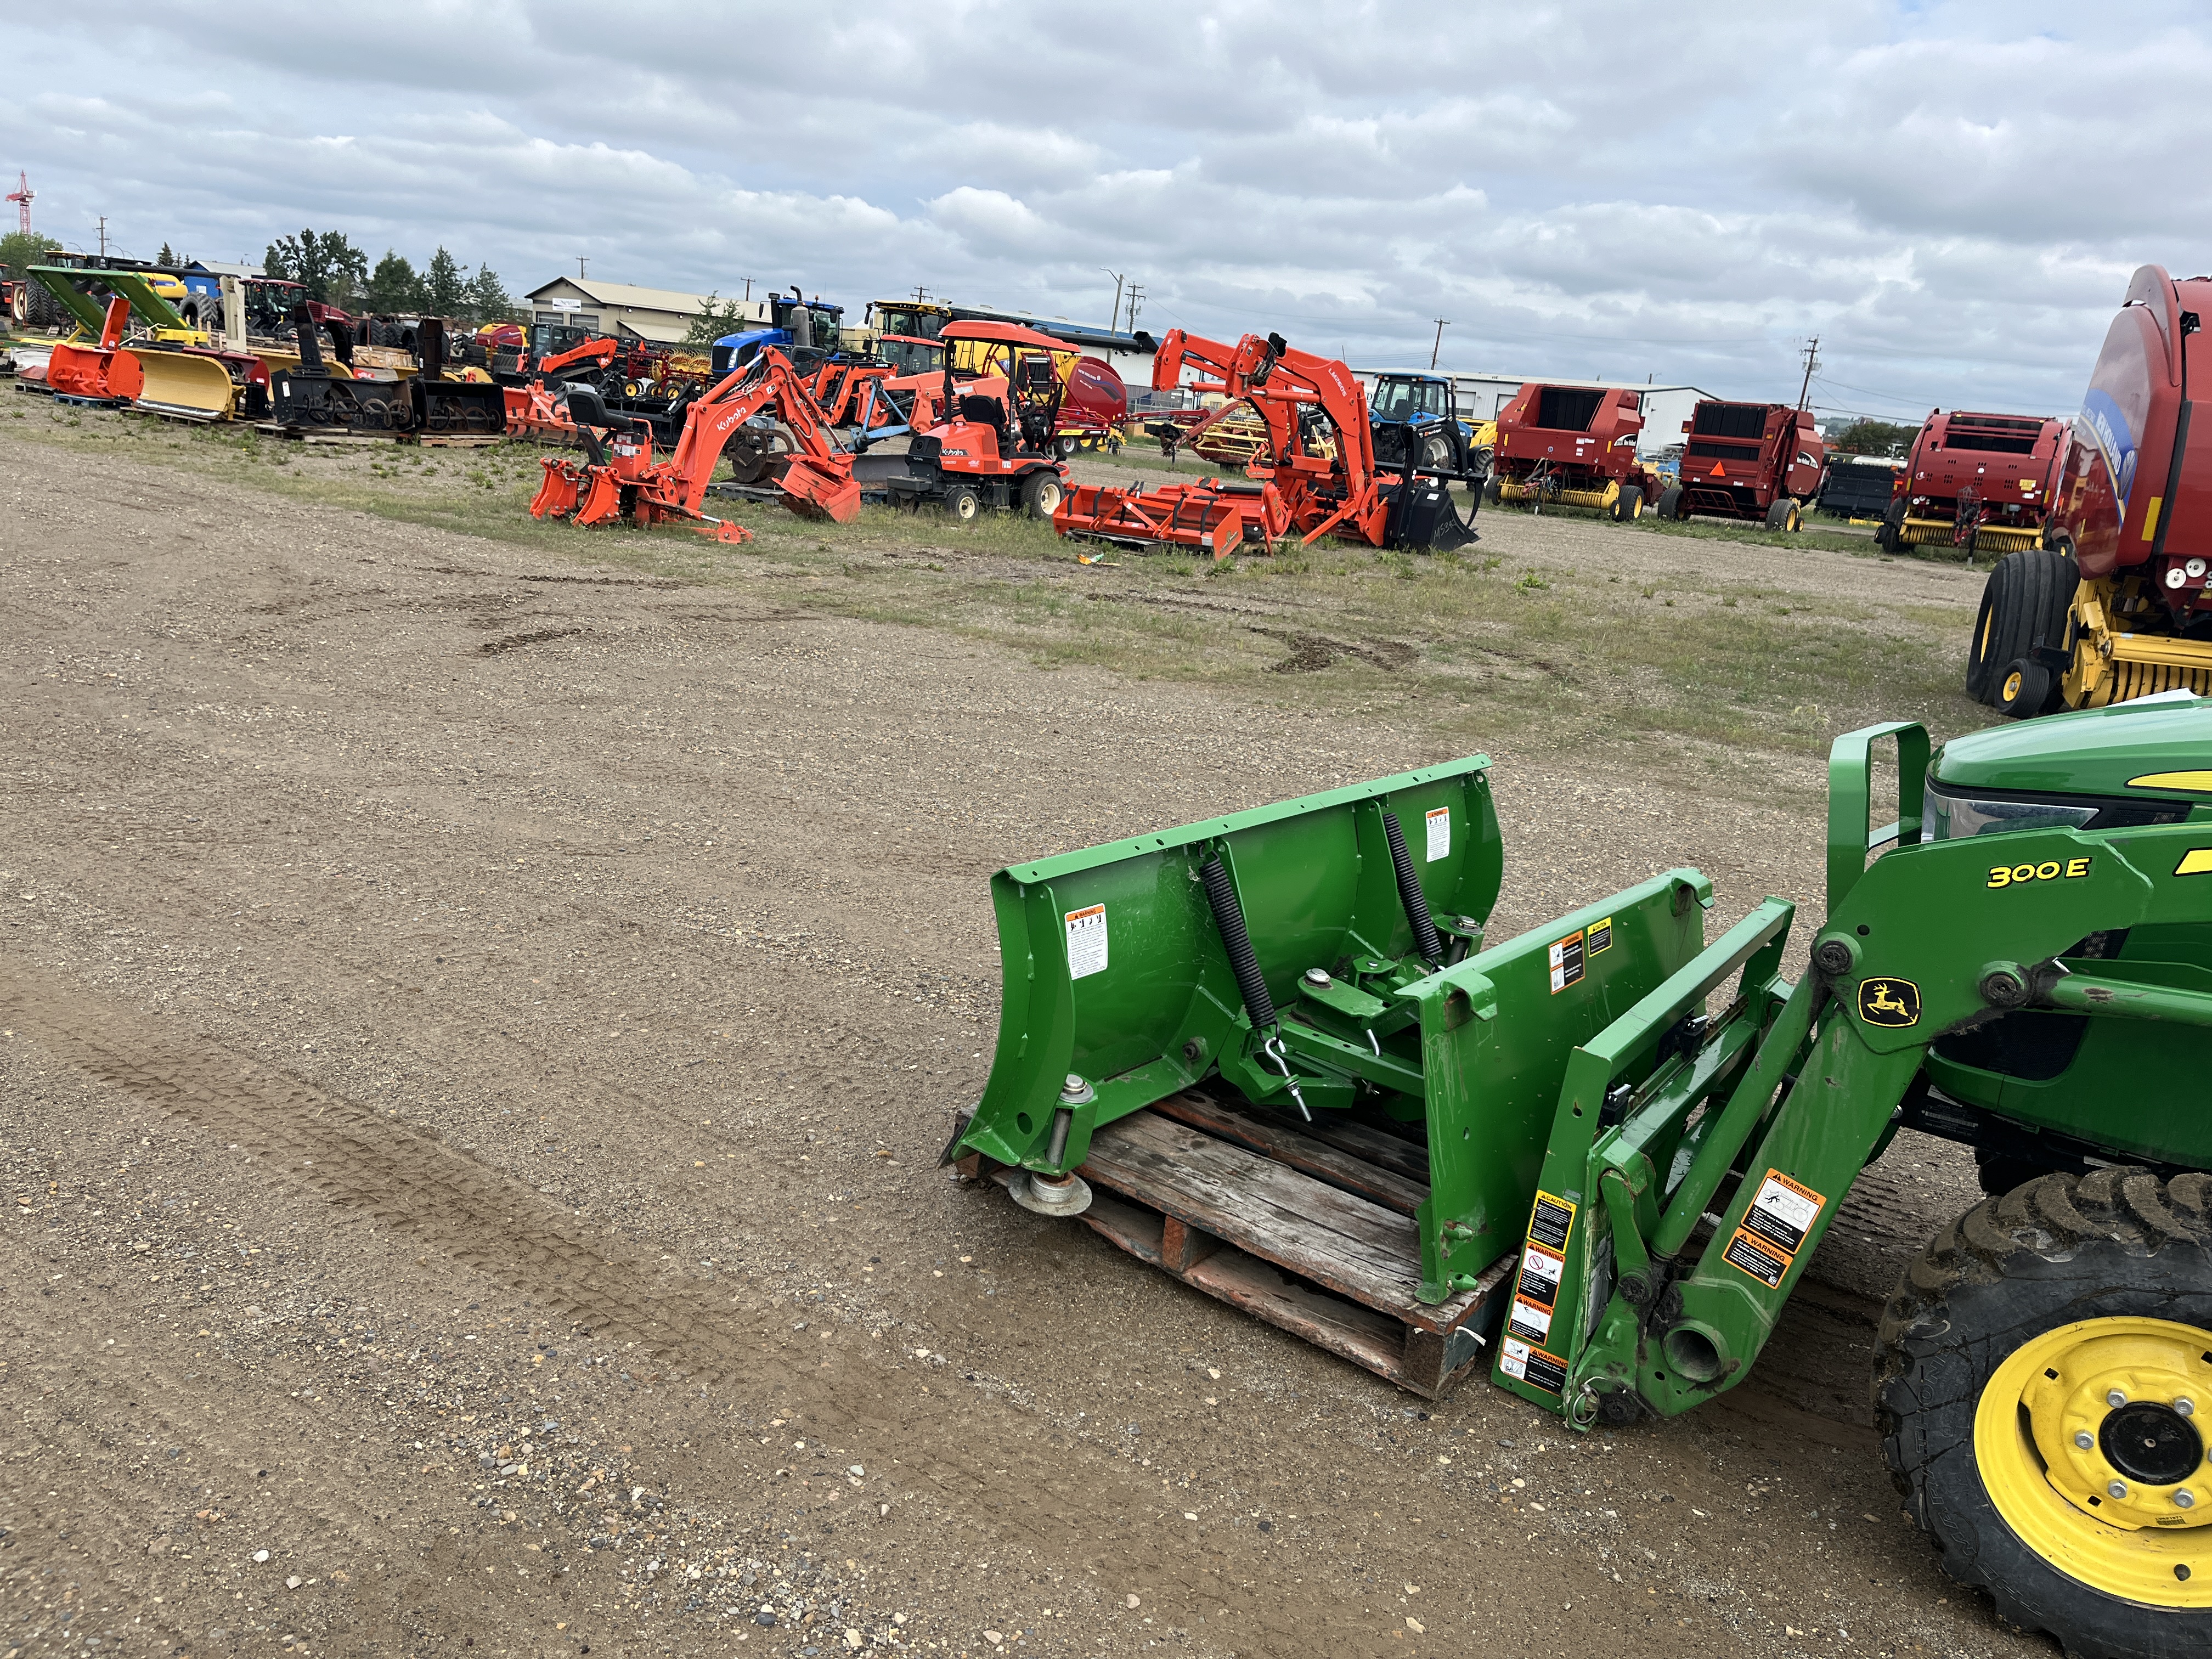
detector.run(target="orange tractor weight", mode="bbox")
[529,347,860,544]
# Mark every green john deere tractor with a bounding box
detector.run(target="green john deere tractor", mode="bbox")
[946,691,2212,1658]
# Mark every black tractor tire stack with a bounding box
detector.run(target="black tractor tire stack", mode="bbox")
[1874,1169,2212,1659]
[1967,545,2076,710]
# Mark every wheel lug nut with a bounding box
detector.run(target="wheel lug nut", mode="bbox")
[2179,1491,2198,1510]
[2075,1431,2095,1451]
[2108,1389,2129,1408]
[2179,1398,2198,1418]
[2109,1480,2130,1499]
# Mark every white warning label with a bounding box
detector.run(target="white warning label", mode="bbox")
[1064,904,1109,980]
[1506,1296,1554,1344]
[1425,806,1451,861]
[1744,1169,1825,1258]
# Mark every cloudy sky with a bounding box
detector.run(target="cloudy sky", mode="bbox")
[7,2,2208,421]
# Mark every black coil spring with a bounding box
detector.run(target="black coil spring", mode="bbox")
[1383,810,1445,966]
[1199,857,1277,1028]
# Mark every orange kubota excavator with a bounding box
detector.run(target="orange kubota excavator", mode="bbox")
[528,347,859,543]
[1054,329,1477,557]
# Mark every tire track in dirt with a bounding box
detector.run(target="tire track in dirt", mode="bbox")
[1,958,746,1381]
[1,958,1400,1657]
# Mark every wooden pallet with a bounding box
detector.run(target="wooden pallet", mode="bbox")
[968,1091,1514,1397]
[251,422,400,445]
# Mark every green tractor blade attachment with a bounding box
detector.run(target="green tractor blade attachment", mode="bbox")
[955,756,1726,1388]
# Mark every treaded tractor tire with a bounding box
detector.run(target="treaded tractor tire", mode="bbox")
[1612,485,1643,522]
[1656,484,1684,521]
[1874,1169,2212,1659]
[1020,469,1064,520]
[1968,546,2076,706]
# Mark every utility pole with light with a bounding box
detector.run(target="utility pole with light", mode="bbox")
[1797,335,1820,410]
[1101,268,1127,334]
[1430,318,1451,370]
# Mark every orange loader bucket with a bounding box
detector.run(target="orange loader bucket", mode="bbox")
[780,457,862,523]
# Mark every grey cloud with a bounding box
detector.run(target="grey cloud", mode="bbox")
[4,1,2207,417]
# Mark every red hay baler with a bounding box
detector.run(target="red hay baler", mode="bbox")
[1657,401,1825,532]
[1879,407,2070,557]
[1485,383,1662,521]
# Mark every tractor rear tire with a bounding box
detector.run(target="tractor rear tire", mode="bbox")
[1968,546,2077,706]
[1656,485,1684,521]
[941,483,981,523]
[1873,1169,2212,1659]
[1021,470,1064,520]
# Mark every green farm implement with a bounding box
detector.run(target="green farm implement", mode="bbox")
[948,693,2212,1658]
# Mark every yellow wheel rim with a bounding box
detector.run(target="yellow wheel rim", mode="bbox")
[2002,669,2024,703]
[1974,1316,2212,1606]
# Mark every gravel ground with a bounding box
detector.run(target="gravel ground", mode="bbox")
[0,431,2034,1659]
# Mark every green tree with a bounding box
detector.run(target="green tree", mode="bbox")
[263,229,368,307]
[1828,416,1920,456]
[364,250,424,314]
[464,263,520,326]
[683,291,756,347]
[422,246,468,318]
[0,229,58,278]
[157,241,176,266]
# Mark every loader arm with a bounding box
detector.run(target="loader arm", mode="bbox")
[1494,722,2212,1427]
[26,266,110,338]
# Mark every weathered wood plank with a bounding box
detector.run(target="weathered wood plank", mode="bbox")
[1079,1109,1483,1328]
[1160,1214,1220,1273]
[1150,1092,1429,1215]
[1181,1248,1407,1381]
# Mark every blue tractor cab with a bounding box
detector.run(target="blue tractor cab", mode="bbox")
[1367,370,1483,478]
[711,287,846,377]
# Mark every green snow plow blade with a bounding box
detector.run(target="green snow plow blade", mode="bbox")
[948,755,1723,1391]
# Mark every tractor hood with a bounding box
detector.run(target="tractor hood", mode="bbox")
[1931,691,2212,800]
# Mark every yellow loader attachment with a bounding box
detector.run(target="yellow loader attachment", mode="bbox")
[125,346,242,421]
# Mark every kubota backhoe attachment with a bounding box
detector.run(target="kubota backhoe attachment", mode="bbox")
[530,348,860,543]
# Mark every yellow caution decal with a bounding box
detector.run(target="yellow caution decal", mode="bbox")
[2176,849,2212,877]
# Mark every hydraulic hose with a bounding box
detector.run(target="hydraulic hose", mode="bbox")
[1200,858,1277,1028]
[1383,810,1446,966]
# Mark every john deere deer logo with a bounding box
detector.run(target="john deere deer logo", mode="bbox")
[1858,977,1921,1028]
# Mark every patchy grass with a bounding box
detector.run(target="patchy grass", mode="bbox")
[4,400,1987,787]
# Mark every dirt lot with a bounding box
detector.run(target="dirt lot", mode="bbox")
[0,424,2041,1658]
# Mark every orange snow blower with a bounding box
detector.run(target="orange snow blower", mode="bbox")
[529,346,860,543]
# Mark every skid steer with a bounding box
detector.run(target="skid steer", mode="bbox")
[948,693,2212,1659]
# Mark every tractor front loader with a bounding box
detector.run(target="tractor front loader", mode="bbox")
[1055,329,1477,557]
[949,692,2212,1658]
[529,345,859,543]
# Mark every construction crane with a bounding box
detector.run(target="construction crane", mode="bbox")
[7,172,31,236]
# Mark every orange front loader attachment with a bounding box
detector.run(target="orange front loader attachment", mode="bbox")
[529,347,860,541]
[1054,329,1474,556]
